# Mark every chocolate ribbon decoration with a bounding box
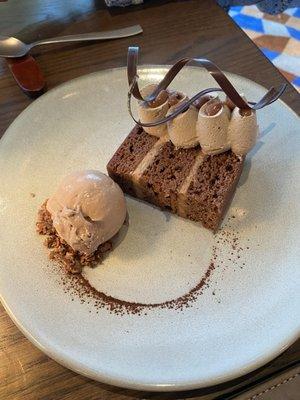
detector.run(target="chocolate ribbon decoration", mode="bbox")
[127,46,286,128]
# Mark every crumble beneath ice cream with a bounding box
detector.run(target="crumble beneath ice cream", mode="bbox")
[36,201,112,273]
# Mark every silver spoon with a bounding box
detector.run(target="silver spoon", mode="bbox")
[0,25,143,58]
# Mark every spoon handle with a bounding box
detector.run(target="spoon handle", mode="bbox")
[6,55,46,98]
[30,25,143,49]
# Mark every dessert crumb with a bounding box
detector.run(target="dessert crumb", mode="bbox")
[30,192,36,198]
[36,201,112,274]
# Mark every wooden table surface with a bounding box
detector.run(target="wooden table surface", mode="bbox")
[0,0,299,399]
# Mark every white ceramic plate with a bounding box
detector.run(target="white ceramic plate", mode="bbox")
[0,67,299,391]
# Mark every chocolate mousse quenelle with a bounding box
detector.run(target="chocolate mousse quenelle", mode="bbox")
[133,59,277,157]
[37,171,126,273]
[107,46,286,231]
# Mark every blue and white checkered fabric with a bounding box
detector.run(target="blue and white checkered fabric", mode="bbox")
[229,6,300,91]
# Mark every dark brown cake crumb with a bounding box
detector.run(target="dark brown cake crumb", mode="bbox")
[36,201,112,274]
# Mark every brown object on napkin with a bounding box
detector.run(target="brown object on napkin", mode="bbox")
[6,55,46,98]
[231,365,300,400]
[193,364,300,399]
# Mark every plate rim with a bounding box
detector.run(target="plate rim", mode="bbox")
[0,66,299,392]
[1,292,299,392]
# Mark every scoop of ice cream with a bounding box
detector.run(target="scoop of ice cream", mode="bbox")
[167,104,198,148]
[138,84,187,138]
[228,107,258,156]
[196,97,231,155]
[47,170,126,255]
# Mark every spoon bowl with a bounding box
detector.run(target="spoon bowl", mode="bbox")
[0,36,29,58]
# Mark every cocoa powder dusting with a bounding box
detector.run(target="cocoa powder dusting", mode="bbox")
[193,95,213,110]
[168,92,184,107]
[148,90,169,108]
[37,203,249,315]
[203,100,222,116]
[56,261,216,316]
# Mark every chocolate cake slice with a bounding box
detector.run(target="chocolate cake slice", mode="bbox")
[107,126,244,231]
[106,47,286,231]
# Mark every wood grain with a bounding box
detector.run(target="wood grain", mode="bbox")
[0,1,299,398]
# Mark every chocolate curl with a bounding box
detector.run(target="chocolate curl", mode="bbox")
[127,46,286,127]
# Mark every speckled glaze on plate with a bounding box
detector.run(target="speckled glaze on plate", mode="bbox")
[0,67,299,391]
